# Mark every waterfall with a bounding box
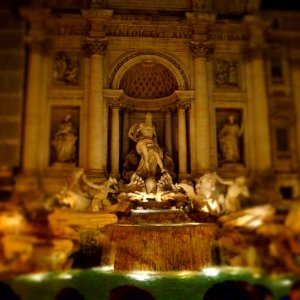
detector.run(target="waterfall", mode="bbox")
[103,223,217,271]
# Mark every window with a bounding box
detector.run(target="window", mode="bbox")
[276,127,289,152]
[280,186,293,199]
[270,57,283,82]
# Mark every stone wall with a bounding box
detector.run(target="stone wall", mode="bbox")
[0,8,25,171]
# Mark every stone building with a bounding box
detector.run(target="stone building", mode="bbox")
[1,0,300,200]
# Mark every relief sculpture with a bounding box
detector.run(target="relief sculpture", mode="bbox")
[214,59,239,88]
[53,51,81,85]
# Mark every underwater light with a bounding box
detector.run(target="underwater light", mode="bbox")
[202,267,221,277]
[177,271,194,278]
[96,266,114,272]
[57,273,72,280]
[280,279,293,286]
[26,273,47,282]
[127,271,153,281]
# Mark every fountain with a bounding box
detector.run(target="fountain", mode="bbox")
[47,112,220,272]
[0,113,299,299]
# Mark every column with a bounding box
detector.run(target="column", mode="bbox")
[291,61,300,170]
[164,110,173,157]
[122,108,130,160]
[250,48,272,170]
[110,102,120,177]
[177,102,189,177]
[245,16,272,171]
[22,39,44,174]
[190,41,211,174]
[84,38,107,176]
[20,8,50,176]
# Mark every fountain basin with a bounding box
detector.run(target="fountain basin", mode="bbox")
[103,222,217,271]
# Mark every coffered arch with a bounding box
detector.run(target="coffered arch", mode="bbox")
[109,51,190,94]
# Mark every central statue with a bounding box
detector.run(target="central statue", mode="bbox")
[128,112,166,178]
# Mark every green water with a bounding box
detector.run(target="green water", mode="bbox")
[5,267,298,300]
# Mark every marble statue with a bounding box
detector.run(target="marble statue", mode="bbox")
[88,177,118,211]
[223,176,250,213]
[218,114,243,163]
[176,172,228,215]
[128,112,166,178]
[52,114,77,163]
[53,170,90,211]
[49,170,118,212]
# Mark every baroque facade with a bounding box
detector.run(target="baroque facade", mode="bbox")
[1,0,300,200]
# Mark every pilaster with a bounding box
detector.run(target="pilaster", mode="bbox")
[83,37,108,176]
[105,90,124,178]
[190,41,213,175]
[20,8,50,177]
[244,16,272,171]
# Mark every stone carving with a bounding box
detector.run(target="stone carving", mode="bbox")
[89,177,118,211]
[50,170,118,212]
[109,50,189,90]
[175,172,249,216]
[218,114,243,163]
[176,172,228,215]
[90,0,105,8]
[122,148,176,182]
[53,51,81,85]
[192,0,207,10]
[222,176,250,213]
[83,38,107,56]
[51,114,78,164]
[128,112,166,178]
[214,59,239,87]
[190,41,211,59]
[106,0,190,10]
[105,24,192,39]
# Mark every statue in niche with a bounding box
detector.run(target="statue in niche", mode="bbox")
[215,60,239,87]
[52,114,77,163]
[218,114,243,163]
[122,147,176,182]
[53,51,81,85]
[128,112,167,178]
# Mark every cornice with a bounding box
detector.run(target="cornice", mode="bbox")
[208,23,248,41]
[81,9,114,36]
[105,22,193,39]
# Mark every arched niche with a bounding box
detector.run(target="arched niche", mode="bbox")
[109,51,190,92]
[106,52,192,178]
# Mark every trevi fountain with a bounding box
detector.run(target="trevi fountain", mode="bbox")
[1,0,300,299]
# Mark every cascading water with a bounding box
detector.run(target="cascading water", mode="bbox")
[102,211,217,271]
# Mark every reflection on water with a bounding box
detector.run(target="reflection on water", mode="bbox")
[9,266,297,300]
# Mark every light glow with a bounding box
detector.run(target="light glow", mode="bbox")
[127,271,152,281]
[177,271,194,278]
[202,267,221,277]
[97,266,114,272]
[57,273,73,280]
[26,273,47,282]
[280,279,293,286]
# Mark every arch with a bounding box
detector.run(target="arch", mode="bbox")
[109,51,190,91]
